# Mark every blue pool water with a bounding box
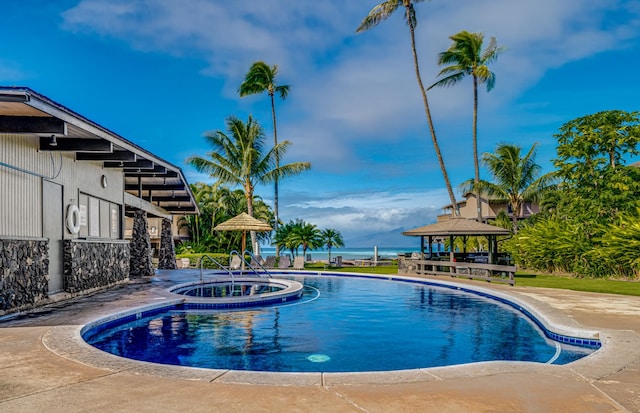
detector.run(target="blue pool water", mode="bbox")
[83,275,596,373]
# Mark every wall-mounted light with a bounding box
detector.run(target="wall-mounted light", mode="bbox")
[49,135,57,147]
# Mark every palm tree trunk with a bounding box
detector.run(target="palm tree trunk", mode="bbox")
[246,186,257,253]
[473,75,482,221]
[406,7,457,216]
[271,93,280,257]
[511,201,520,233]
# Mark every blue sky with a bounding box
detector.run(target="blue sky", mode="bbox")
[1,1,639,247]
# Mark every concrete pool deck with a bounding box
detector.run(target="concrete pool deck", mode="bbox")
[1,270,639,412]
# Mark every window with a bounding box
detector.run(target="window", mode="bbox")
[78,192,121,239]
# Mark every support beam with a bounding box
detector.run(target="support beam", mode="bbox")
[76,151,136,161]
[0,93,29,103]
[104,160,154,169]
[142,195,190,202]
[124,164,164,172]
[125,183,184,191]
[39,136,112,152]
[164,206,197,213]
[0,115,66,134]
[126,170,177,178]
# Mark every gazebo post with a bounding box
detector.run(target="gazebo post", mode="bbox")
[449,235,455,262]
[428,235,433,259]
[420,236,425,258]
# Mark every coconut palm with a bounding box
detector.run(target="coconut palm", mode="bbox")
[429,31,504,221]
[289,221,323,258]
[187,115,310,251]
[320,228,345,265]
[239,61,290,250]
[461,143,553,233]
[357,1,457,214]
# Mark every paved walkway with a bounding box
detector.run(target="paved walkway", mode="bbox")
[1,270,639,412]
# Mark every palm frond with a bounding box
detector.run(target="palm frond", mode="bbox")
[356,1,400,33]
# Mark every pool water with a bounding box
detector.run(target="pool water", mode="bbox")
[84,275,594,372]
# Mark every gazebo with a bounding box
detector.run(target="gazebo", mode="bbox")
[400,218,516,285]
[402,218,511,264]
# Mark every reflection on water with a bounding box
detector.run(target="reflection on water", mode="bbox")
[86,277,594,372]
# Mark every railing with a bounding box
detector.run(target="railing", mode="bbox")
[243,250,272,278]
[398,256,516,285]
[229,250,272,278]
[198,254,234,282]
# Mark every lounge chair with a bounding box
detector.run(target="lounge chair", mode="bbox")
[250,255,264,268]
[293,256,305,270]
[229,255,242,270]
[278,256,291,269]
[263,256,276,269]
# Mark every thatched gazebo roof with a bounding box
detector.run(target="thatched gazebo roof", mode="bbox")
[214,212,272,232]
[402,218,510,237]
[214,212,272,253]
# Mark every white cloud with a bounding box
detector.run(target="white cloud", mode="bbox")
[58,0,640,244]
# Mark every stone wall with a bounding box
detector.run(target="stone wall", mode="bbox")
[0,237,49,312]
[130,210,153,278]
[63,240,129,293]
[157,218,176,269]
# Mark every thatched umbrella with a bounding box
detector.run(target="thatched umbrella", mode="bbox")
[214,212,272,253]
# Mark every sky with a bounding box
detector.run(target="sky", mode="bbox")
[1,0,639,247]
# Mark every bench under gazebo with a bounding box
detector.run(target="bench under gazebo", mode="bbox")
[399,218,516,285]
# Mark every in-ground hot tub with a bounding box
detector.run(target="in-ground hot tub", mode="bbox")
[168,277,304,307]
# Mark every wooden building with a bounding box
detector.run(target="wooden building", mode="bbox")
[437,192,539,223]
[0,87,198,314]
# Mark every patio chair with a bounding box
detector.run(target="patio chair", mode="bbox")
[293,256,305,270]
[229,255,242,270]
[278,256,291,269]
[250,254,264,268]
[263,256,276,269]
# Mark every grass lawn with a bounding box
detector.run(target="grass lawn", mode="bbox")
[304,263,640,297]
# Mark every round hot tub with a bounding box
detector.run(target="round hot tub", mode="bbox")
[168,277,304,308]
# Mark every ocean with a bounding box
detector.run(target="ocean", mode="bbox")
[258,246,426,261]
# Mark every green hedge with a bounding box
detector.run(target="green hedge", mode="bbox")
[176,253,230,269]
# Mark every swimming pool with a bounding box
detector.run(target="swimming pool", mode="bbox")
[83,274,598,373]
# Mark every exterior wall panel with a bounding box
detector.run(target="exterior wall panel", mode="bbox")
[0,134,43,237]
[0,133,124,239]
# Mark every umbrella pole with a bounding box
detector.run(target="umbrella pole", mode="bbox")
[241,231,246,271]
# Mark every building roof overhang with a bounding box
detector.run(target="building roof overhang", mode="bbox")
[0,87,198,216]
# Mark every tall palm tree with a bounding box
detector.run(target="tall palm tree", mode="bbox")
[187,115,310,251]
[429,31,504,221]
[239,61,290,252]
[461,143,553,233]
[320,228,345,265]
[357,0,457,215]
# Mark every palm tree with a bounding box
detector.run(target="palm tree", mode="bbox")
[239,61,290,252]
[357,0,457,215]
[289,221,323,258]
[461,143,553,233]
[429,31,504,221]
[320,228,345,265]
[274,220,299,258]
[187,115,310,251]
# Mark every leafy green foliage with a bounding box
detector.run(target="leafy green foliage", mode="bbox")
[553,110,640,224]
[321,228,345,263]
[177,183,274,253]
[505,110,640,278]
[461,143,554,232]
[274,219,326,257]
[175,252,230,268]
